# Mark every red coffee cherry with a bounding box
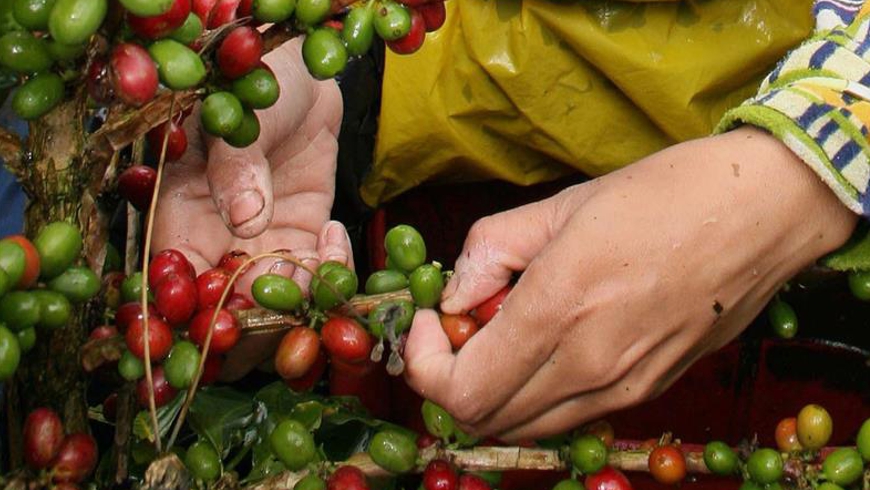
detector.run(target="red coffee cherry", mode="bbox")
[23,407,64,470]
[188,308,241,354]
[51,434,98,483]
[217,26,263,79]
[109,43,158,107]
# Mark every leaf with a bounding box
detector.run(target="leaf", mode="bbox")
[822,224,870,271]
[133,394,185,443]
[188,386,258,457]
[290,401,325,431]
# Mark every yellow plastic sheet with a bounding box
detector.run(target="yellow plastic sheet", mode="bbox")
[362,0,814,206]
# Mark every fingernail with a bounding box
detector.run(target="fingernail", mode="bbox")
[325,221,345,247]
[268,260,296,277]
[229,191,265,227]
[324,221,349,264]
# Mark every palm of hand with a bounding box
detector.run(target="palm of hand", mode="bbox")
[150,39,347,379]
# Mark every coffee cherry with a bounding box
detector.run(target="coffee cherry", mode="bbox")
[458,474,492,490]
[120,0,174,16]
[109,43,159,107]
[16,327,35,352]
[147,118,189,162]
[409,264,443,308]
[118,349,145,381]
[584,467,631,490]
[296,474,327,490]
[49,0,107,46]
[418,1,445,31]
[423,459,458,490]
[12,0,57,31]
[225,293,255,311]
[252,274,303,312]
[252,0,295,22]
[35,291,71,331]
[328,465,369,490]
[201,91,244,137]
[185,440,221,481]
[275,326,320,380]
[0,31,52,74]
[51,433,98,483]
[0,326,20,380]
[472,285,510,326]
[217,26,263,79]
[136,366,178,408]
[164,340,201,389]
[270,419,316,470]
[118,165,157,211]
[321,317,372,363]
[191,0,218,24]
[232,67,280,109]
[217,250,252,274]
[384,225,426,273]
[368,429,418,473]
[188,308,240,354]
[2,236,40,289]
[373,2,411,41]
[310,261,358,310]
[570,434,607,474]
[154,273,198,325]
[302,29,348,80]
[90,318,118,340]
[170,13,203,45]
[703,441,738,475]
[343,7,375,56]
[296,0,330,25]
[774,417,802,452]
[421,400,454,440]
[386,7,425,54]
[196,268,235,310]
[23,407,64,470]
[648,445,686,485]
[115,302,160,333]
[149,249,196,287]
[364,270,408,295]
[822,448,863,486]
[125,315,173,361]
[48,266,101,303]
[285,350,326,392]
[440,314,479,350]
[200,354,223,385]
[148,39,207,90]
[796,404,832,450]
[223,109,261,148]
[207,0,240,28]
[747,448,783,484]
[128,0,191,39]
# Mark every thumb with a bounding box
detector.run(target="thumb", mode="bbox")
[440,193,576,314]
[206,136,274,239]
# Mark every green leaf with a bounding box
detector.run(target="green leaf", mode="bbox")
[188,386,258,457]
[133,394,185,443]
[822,224,870,271]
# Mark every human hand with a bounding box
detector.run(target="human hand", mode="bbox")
[151,38,352,380]
[404,127,857,441]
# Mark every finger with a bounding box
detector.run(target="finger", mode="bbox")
[231,230,321,298]
[205,137,275,239]
[317,220,355,269]
[404,256,563,426]
[403,309,456,399]
[441,188,589,314]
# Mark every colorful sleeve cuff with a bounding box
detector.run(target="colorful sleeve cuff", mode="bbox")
[716,13,870,216]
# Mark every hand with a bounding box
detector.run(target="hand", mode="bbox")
[151,38,352,380]
[403,127,857,441]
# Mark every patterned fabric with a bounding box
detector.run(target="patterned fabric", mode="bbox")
[718,0,870,215]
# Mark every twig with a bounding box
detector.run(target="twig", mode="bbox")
[112,384,136,485]
[139,98,179,454]
[81,290,415,371]
[243,443,845,490]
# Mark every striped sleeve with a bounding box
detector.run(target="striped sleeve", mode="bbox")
[716,1,870,215]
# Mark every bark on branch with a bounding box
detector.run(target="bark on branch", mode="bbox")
[0,126,23,174]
